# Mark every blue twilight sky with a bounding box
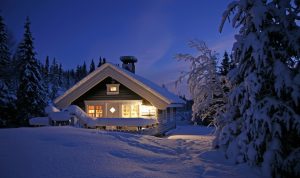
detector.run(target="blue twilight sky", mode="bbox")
[1,0,235,96]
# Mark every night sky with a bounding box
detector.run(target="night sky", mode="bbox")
[1,0,235,96]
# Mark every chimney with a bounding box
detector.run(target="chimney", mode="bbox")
[120,56,138,73]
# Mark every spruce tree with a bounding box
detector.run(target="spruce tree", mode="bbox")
[75,65,81,82]
[16,17,47,125]
[82,61,87,77]
[44,56,49,79]
[89,59,95,73]
[0,16,16,127]
[215,1,300,177]
[97,57,103,67]
[58,63,63,86]
[0,16,10,81]
[220,51,230,76]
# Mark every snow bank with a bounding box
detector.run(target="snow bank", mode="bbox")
[49,112,71,121]
[90,118,157,127]
[29,117,49,126]
[0,126,263,178]
[166,125,214,140]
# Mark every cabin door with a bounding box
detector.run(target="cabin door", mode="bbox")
[106,103,120,118]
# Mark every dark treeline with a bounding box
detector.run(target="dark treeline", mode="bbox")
[42,56,107,101]
[0,16,106,127]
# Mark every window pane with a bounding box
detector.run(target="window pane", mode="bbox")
[109,86,117,92]
[95,105,103,118]
[122,105,130,118]
[88,105,94,110]
[131,105,139,117]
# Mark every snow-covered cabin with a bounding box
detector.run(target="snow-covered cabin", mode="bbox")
[53,56,185,134]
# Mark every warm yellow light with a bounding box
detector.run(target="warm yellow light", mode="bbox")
[110,86,117,92]
[140,105,156,117]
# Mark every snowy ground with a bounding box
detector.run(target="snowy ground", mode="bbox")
[0,126,263,178]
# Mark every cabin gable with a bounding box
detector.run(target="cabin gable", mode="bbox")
[72,77,151,110]
[54,64,170,109]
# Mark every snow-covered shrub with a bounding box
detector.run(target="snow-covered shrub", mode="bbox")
[215,0,300,177]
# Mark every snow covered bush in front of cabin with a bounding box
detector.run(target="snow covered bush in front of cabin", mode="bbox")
[214,0,300,177]
[176,40,225,125]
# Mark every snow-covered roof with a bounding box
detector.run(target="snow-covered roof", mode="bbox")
[54,63,185,109]
[116,65,184,104]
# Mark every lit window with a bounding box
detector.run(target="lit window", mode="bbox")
[106,84,119,95]
[95,106,103,117]
[140,105,157,118]
[131,105,139,117]
[122,104,139,118]
[109,86,117,92]
[87,105,103,118]
[122,105,130,117]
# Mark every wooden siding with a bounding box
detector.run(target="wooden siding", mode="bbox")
[55,65,170,109]
[72,77,148,110]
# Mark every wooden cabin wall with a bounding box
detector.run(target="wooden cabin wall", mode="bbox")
[71,77,151,111]
[156,108,177,134]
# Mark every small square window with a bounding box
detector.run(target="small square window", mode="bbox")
[109,86,117,92]
[106,84,119,95]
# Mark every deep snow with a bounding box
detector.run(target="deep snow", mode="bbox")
[0,126,263,178]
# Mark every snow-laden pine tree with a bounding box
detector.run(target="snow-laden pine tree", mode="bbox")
[219,51,232,95]
[176,40,225,125]
[220,51,230,76]
[0,16,11,81]
[0,16,16,127]
[214,1,300,177]
[16,17,47,125]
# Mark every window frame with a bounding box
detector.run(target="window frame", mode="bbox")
[106,84,120,95]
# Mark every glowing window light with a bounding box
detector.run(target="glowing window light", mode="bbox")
[109,86,117,92]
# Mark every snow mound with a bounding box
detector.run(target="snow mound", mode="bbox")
[0,126,263,178]
[49,112,71,121]
[90,118,157,127]
[29,117,49,126]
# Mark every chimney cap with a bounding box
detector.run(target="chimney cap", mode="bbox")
[120,56,138,63]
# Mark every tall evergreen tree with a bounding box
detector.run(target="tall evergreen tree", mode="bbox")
[75,65,81,82]
[0,16,11,81]
[0,16,16,127]
[82,61,87,77]
[49,58,60,100]
[58,63,63,86]
[16,17,47,125]
[220,51,230,76]
[44,56,49,79]
[97,57,103,67]
[215,1,300,177]
[89,59,95,73]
